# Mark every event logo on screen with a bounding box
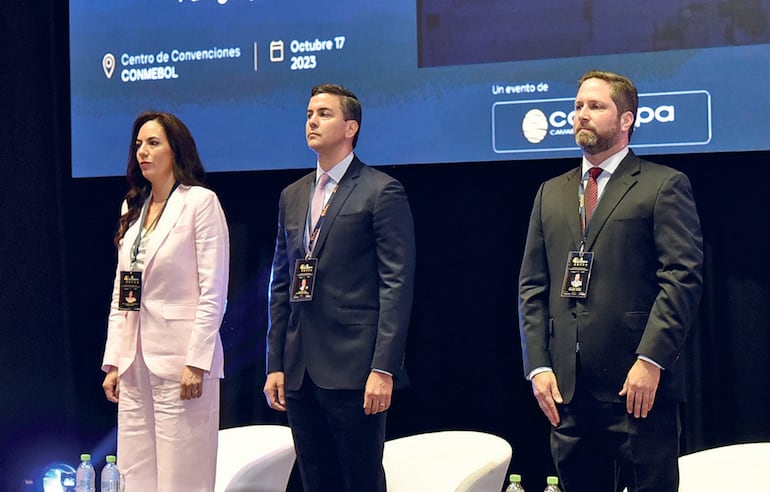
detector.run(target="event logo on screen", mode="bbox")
[492,91,712,154]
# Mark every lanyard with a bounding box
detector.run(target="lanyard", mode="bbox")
[578,177,590,238]
[575,178,590,259]
[305,183,339,258]
[130,182,179,269]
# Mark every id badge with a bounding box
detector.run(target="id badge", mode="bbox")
[119,271,142,311]
[561,251,594,298]
[291,258,318,302]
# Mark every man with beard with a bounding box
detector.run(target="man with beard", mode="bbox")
[518,71,703,492]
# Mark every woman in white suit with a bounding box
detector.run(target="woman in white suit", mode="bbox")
[101,112,229,492]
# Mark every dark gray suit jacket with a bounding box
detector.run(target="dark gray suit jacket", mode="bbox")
[518,151,703,403]
[267,157,416,392]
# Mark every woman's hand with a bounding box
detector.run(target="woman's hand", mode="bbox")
[180,365,204,400]
[102,366,120,403]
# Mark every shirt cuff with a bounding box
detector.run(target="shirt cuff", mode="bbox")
[526,366,553,381]
[638,355,664,370]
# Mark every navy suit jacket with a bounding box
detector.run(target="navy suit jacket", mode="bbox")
[267,157,416,392]
[518,151,703,403]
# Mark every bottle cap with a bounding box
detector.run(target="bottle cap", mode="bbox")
[80,454,91,461]
[106,455,117,463]
[547,476,559,485]
[510,474,522,482]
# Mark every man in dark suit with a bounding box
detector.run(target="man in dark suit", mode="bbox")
[518,71,703,492]
[264,83,416,492]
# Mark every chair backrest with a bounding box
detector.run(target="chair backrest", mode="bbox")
[677,442,770,491]
[383,430,513,492]
[215,424,296,492]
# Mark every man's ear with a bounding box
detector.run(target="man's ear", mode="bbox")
[345,119,359,140]
[620,111,635,133]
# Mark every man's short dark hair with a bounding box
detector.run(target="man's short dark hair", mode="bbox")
[579,70,639,140]
[311,84,362,147]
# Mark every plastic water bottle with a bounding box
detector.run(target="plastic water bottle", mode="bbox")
[100,455,120,492]
[505,473,525,491]
[75,453,96,492]
[544,475,561,492]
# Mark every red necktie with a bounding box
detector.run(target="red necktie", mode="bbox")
[585,167,603,224]
[310,173,330,230]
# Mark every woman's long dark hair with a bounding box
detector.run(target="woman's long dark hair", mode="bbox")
[114,112,206,246]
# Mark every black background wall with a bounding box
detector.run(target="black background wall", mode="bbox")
[2,2,769,491]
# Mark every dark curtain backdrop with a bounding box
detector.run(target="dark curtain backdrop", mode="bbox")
[3,2,770,491]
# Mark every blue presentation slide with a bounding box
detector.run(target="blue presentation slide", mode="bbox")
[70,0,770,177]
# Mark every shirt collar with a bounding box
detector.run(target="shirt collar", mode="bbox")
[581,146,629,178]
[316,152,354,184]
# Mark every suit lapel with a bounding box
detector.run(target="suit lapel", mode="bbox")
[142,186,186,273]
[585,153,640,250]
[561,168,584,248]
[122,220,141,269]
[311,159,361,257]
[293,173,315,256]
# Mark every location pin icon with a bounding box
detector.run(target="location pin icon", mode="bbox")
[102,53,116,79]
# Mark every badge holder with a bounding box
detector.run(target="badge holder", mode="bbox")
[561,250,594,298]
[119,271,142,311]
[291,258,318,302]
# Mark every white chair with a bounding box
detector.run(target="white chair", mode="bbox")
[215,424,296,492]
[677,442,770,491]
[383,430,513,492]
